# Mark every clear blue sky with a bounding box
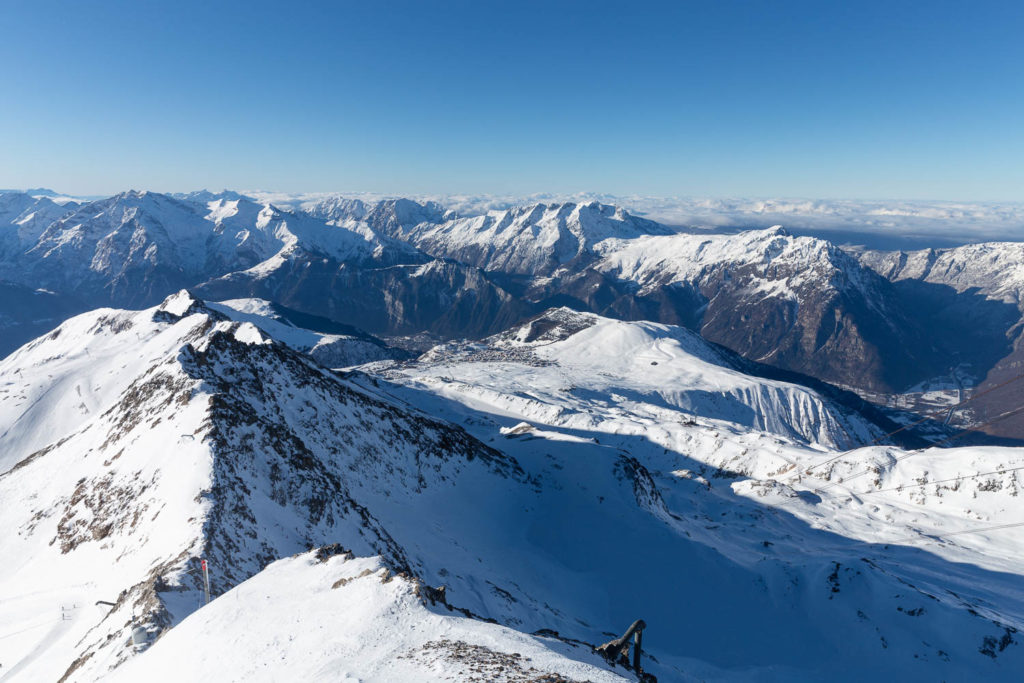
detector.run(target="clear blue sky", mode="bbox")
[1,0,1022,200]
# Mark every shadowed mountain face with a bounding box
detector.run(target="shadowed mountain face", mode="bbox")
[859,246,1024,437]
[4,189,1024,435]
[194,255,533,340]
[0,281,86,358]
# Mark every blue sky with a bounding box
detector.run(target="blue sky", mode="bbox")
[1,0,1022,200]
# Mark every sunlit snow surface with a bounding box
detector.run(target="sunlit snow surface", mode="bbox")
[109,552,630,683]
[1,295,1024,681]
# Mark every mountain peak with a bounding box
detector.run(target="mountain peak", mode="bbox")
[492,307,599,346]
[177,189,250,204]
[155,289,212,320]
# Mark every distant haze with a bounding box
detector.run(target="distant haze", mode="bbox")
[249,190,1024,248]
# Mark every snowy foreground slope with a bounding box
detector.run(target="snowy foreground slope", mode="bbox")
[0,293,532,681]
[372,311,1024,680]
[1,294,1024,681]
[109,551,629,683]
[382,310,1024,567]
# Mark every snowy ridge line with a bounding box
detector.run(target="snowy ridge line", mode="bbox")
[802,369,1024,476]
[106,550,634,683]
[813,403,1024,496]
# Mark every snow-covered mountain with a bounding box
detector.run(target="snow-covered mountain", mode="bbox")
[9,191,415,307]
[108,551,631,683]
[383,201,675,276]
[415,307,887,449]
[294,196,951,396]
[308,196,452,233]
[0,191,78,260]
[4,187,1024,434]
[0,292,527,680]
[0,189,531,343]
[266,197,953,397]
[3,292,1024,680]
[862,243,1024,300]
[579,226,943,394]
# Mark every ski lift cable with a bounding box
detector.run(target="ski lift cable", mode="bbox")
[806,370,1024,475]
[857,463,1024,495]
[889,520,1024,545]
[813,403,1024,495]
[0,618,57,641]
[769,402,1024,510]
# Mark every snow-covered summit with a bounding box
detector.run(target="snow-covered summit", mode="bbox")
[596,225,868,294]
[861,240,1024,304]
[419,307,885,449]
[585,225,938,393]
[297,195,451,232]
[0,190,77,256]
[389,201,675,276]
[174,188,251,205]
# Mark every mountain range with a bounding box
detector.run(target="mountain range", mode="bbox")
[2,188,1023,437]
[3,189,1024,680]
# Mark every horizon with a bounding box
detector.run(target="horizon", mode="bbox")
[11,184,1024,206]
[5,184,1023,245]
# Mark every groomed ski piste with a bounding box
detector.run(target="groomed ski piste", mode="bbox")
[1,292,1023,681]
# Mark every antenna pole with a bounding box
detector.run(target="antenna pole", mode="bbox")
[201,559,211,605]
